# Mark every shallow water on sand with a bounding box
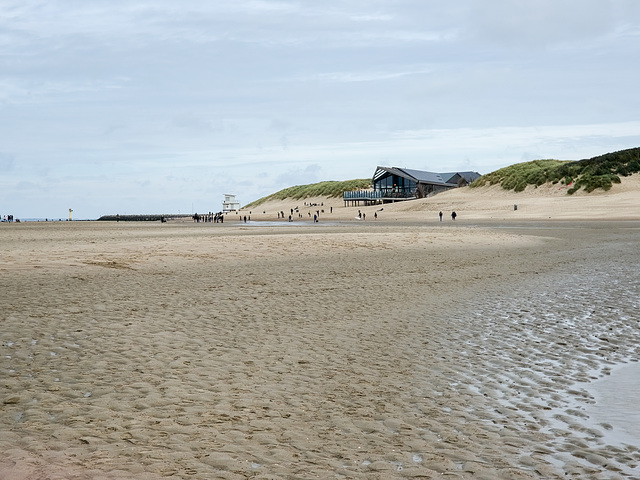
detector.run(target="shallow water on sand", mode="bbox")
[585,362,640,447]
[439,246,640,477]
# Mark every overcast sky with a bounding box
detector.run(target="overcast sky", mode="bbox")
[1,1,639,219]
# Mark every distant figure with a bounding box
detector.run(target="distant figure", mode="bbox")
[330,206,333,213]
[439,211,443,222]
[451,211,457,221]
[313,214,318,223]
[374,212,377,220]
[243,215,247,223]
[362,212,366,221]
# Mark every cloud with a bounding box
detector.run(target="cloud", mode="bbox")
[350,14,394,22]
[1,1,638,218]
[0,152,15,170]
[171,112,224,134]
[274,164,323,188]
[307,66,434,83]
[269,118,292,131]
[467,0,615,49]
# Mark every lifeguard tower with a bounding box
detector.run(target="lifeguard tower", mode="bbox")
[222,194,240,212]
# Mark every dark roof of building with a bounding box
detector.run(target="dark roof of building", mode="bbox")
[401,168,448,185]
[439,171,482,184]
[374,166,449,186]
[373,166,481,186]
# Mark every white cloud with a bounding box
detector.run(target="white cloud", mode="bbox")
[466,0,615,48]
[0,1,638,218]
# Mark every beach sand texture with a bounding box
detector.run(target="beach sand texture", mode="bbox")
[2,183,640,479]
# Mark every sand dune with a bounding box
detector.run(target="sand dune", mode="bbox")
[237,173,640,223]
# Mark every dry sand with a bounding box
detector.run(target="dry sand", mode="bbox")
[1,179,640,479]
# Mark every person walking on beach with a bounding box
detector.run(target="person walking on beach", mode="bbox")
[451,211,457,221]
[439,211,443,222]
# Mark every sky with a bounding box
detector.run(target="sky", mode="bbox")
[1,1,639,219]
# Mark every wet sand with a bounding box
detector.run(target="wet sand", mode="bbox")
[1,218,639,479]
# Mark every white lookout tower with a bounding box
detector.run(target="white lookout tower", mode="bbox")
[222,194,240,212]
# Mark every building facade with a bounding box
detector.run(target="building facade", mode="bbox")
[372,166,481,200]
[222,194,241,212]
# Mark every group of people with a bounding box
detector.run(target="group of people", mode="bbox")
[185,207,459,224]
[192,212,225,223]
[2,215,15,222]
[438,211,457,221]
[275,208,324,222]
[357,209,382,220]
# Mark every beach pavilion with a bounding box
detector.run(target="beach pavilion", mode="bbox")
[343,166,481,206]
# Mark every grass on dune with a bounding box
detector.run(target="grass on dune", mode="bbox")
[471,147,640,194]
[245,179,372,208]
[248,147,640,209]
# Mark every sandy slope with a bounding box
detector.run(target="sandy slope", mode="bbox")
[237,174,640,223]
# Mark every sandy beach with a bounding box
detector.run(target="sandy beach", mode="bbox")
[2,179,640,479]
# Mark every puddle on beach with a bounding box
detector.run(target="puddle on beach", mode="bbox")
[584,361,640,448]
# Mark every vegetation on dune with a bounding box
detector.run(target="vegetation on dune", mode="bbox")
[245,179,372,207]
[470,160,568,192]
[471,147,640,194]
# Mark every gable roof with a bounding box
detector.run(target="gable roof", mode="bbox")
[374,166,453,186]
[374,166,481,186]
[400,168,449,185]
[439,171,482,184]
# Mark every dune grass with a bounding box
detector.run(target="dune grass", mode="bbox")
[245,179,372,208]
[246,148,639,208]
[471,147,640,194]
